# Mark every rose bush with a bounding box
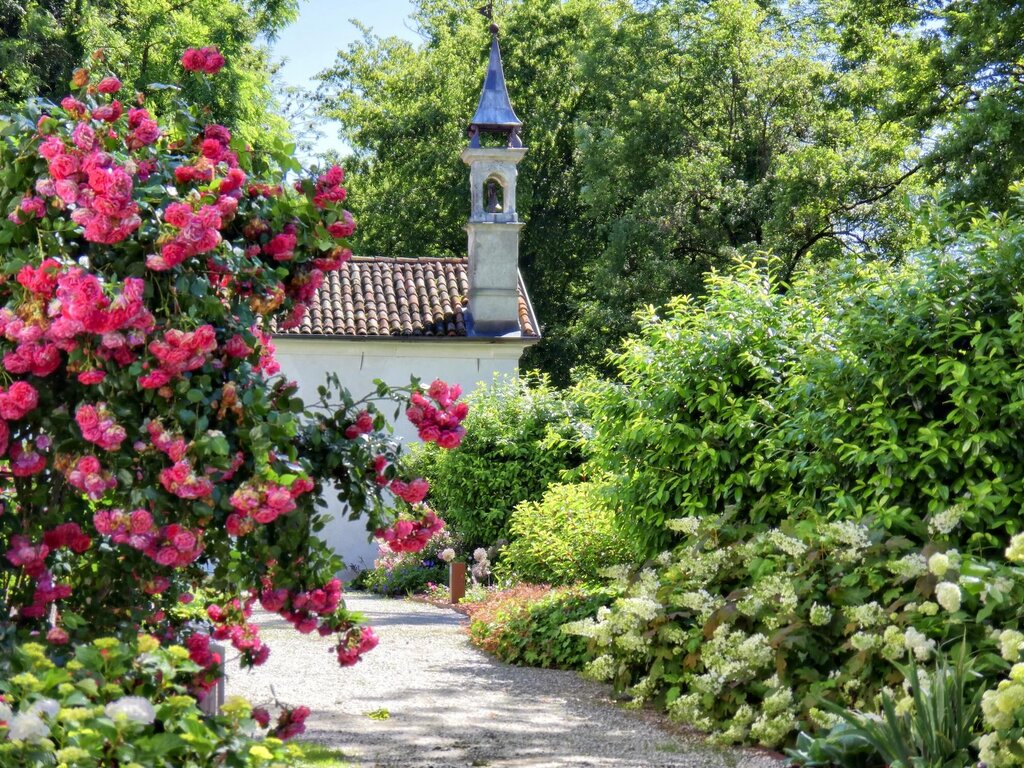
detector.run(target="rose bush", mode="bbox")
[0,48,466,739]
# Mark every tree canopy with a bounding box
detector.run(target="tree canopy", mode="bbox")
[317,0,931,381]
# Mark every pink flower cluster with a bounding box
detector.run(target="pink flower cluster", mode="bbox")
[226,477,313,535]
[75,403,127,451]
[270,706,310,741]
[327,210,356,239]
[259,578,342,636]
[140,325,217,389]
[334,625,379,666]
[9,439,47,476]
[37,131,141,244]
[147,420,188,461]
[375,510,444,553]
[66,455,117,500]
[159,459,213,500]
[406,379,468,449]
[185,632,223,697]
[389,477,430,505]
[93,508,205,568]
[344,410,374,439]
[0,381,39,421]
[8,195,46,223]
[312,166,347,209]
[206,598,269,667]
[147,202,223,271]
[5,526,87,620]
[181,46,226,75]
[1,265,152,378]
[126,107,161,150]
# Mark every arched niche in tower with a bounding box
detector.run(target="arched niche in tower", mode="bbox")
[483,174,507,214]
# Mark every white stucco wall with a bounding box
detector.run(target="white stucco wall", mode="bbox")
[274,336,530,575]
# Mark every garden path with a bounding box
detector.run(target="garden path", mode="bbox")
[226,593,785,768]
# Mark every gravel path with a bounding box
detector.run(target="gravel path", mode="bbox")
[226,593,786,768]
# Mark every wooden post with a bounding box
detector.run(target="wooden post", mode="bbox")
[450,561,466,604]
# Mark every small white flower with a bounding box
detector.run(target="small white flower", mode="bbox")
[904,627,936,661]
[105,696,156,724]
[934,581,962,613]
[440,548,456,563]
[472,548,488,563]
[7,712,49,742]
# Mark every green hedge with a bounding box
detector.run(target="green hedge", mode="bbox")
[584,203,1024,557]
[405,374,586,550]
[494,482,632,585]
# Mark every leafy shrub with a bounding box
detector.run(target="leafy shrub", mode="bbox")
[494,482,633,585]
[0,635,303,766]
[565,510,1024,751]
[405,375,586,549]
[584,202,1024,558]
[361,529,458,596]
[466,584,612,670]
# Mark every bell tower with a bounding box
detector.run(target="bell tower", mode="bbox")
[461,20,526,335]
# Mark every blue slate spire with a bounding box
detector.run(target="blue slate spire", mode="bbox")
[468,25,522,148]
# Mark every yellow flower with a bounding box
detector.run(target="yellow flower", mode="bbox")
[166,645,189,661]
[221,696,252,717]
[137,634,160,654]
[249,745,274,761]
[92,637,120,650]
[56,747,90,762]
[10,673,42,691]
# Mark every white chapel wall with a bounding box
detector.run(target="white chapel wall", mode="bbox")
[274,336,525,574]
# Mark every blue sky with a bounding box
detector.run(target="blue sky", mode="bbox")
[271,0,419,157]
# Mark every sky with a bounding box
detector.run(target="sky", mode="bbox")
[271,0,420,157]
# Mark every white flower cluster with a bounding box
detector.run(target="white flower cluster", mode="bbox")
[820,521,870,562]
[999,630,1024,662]
[843,601,887,629]
[738,574,798,629]
[808,602,833,626]
[105,696,156,724]
[665,517,701,535]
[1006,533,1024,563]
[903,627,936,661]
[928,503,964,536]
[934,581,962,613]
[979,663,1024,767]
[4,697,59,743]
[887,552,927,579]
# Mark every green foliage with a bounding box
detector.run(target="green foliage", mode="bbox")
[585,200,1024,557]
[825,0,1024,212]
[0,636,300,766]
[0,1,297,149]
[811,646,984,768]
[404,375,585,549]
[466,584,612,670]
[494,482,633,585]
[317,0,917,382]
[361,530,458,597]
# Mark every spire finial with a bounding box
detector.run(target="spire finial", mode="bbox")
[467,4,522,149]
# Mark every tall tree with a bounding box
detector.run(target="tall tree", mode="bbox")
[822,0,1024,211]
[0,0,298,147]
[318,0,919,382]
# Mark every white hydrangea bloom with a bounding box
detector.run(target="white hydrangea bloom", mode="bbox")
[821,521,870,562]
[440,548,455,563]
[665,517,701,535]
[844,601,886,629]
[1006,534,1024,563]
[1000,629,1024,662]
[928,504,964,536]
[0,702,11,723]
[887,553,927,579]
[104,696,156,724]
[927,552,950,577]
[809,602,833,626]
[904,627,936,661]
[935,581,962,613]
[764,529,807,558]
[7,712,49,742]
[619,597,661,622]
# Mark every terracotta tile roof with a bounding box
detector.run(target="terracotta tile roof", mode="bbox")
[276,257,539,339]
